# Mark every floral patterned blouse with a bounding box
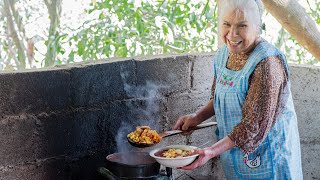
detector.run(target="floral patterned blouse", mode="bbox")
[210,56,288,154]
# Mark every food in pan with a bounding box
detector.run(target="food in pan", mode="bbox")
[155,148,193,158]
[127,126,161,144]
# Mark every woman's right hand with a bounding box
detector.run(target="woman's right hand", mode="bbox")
[173,113,201,131]
[173,99,215,132]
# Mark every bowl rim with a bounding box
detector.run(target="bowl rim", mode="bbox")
[149,145,199,160]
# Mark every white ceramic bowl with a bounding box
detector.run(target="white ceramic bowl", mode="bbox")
[149,145,199,168]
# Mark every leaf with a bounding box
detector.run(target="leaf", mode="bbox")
[162,25,168,34]
[78,41,85,56]
[99,13,104,20]
[176,17,184,25]
[67,51,75,63]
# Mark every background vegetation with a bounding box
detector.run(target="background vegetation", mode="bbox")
[0,0,319,71]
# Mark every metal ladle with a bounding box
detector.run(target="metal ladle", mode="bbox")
[127,122,217,148]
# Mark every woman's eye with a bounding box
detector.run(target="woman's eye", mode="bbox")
[223,23,230,27]
[239,24,247,28]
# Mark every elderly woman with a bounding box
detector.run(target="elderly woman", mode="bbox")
[173,0,303,179]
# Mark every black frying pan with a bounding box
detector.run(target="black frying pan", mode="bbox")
[103,152,160,179]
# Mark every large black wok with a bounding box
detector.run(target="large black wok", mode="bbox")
[101,151,160,179]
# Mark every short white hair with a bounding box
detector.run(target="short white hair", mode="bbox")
[219,0,264,34]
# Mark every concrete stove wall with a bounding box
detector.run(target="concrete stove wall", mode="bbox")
[0,54,319,180]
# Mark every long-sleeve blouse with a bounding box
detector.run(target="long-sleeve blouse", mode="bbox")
[210,56,288,154]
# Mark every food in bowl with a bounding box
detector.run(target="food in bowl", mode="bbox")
[155,148,193,158]
[127,126,161,145]
[149,145,199,168]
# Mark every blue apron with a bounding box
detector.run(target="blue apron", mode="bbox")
[213,40,303,180]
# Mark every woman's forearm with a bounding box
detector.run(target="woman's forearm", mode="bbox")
[194,99,215,123]
[206,136,236,158]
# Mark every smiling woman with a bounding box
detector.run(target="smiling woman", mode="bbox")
[219,0,263,54]
[172,0,303,179]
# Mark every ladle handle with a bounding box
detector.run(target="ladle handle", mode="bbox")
[160,121,217,138]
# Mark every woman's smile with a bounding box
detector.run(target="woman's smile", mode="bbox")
[228,40,242,46]
[221,9,258,54]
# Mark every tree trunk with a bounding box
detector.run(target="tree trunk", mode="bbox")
[3,0,26,69]
[44,0,62,67]
[262,0,320,61]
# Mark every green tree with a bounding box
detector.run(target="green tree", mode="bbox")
[64,0,218,62]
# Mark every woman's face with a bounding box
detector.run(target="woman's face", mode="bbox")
[221,9,259,54]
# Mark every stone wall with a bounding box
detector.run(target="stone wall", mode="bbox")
[0,54,319,180]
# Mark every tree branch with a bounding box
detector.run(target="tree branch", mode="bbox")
[262,0,320,61]
[44,0,62,67]
[4,0,26,69]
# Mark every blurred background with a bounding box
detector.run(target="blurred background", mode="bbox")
[0,0,319,71]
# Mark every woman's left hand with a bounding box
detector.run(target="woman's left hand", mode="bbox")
[180,136,235,170]
[179,148,216,170]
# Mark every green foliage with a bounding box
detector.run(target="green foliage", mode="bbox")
[1,0,320,69]
[62,0,319,65]
[63,0,218,62]
[307,0,320,24]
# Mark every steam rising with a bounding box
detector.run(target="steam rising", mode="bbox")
[115,64,168,152]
